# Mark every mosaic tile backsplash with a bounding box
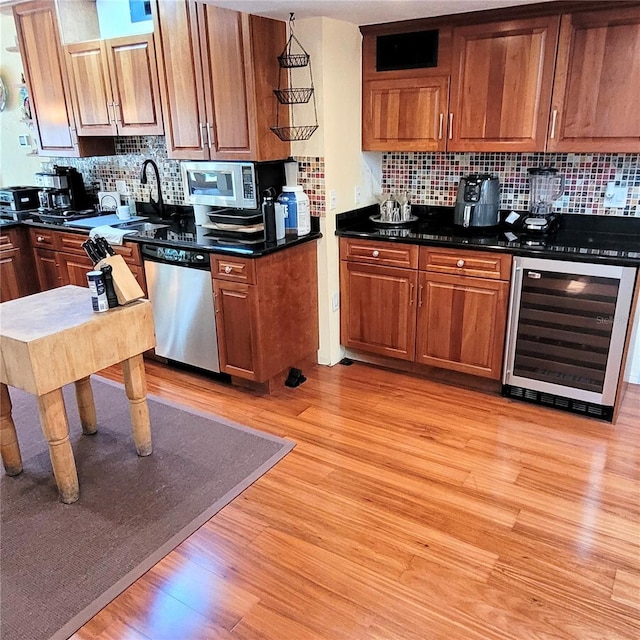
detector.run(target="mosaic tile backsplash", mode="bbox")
[382,152,640,217]
[47,137,326,216]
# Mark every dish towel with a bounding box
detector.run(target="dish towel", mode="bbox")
[89,225,137,246]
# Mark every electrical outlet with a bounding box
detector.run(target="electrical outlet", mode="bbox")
[355,186,361,205]
[331,291,340,311]
[603,181,628,208]
[329,190,337,210]
[115,180,129,195]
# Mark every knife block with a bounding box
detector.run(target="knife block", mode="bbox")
[95,255,144,305]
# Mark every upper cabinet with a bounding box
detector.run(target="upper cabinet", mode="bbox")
[548,5,640,152]
[448,16,559,152]
[65,35,164,136]
[12,0,114,157]
[361,2,640,153]
[154,0,290,161]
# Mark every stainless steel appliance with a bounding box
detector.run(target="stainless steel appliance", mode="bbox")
[0,186,40,211]
[523,167,565,234]
[182,160,286,210]
[503,256,636,420]
[453,174,500,228]
[141,244,220,373]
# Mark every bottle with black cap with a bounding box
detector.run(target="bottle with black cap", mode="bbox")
[262,187,277,243]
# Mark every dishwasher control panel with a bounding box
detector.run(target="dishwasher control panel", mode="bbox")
[141,243,210,269]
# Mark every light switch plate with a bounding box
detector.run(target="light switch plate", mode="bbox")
[603,182,628,208]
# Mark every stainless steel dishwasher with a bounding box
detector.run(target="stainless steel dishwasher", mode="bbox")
[141,244,220,373]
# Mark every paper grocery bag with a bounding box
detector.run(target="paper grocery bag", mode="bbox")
[96,254,145,304]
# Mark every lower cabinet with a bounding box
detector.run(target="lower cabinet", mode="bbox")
[29,228,146,294]
[339,238,512,380]
[212,241,319,383]
[0,227,38,301]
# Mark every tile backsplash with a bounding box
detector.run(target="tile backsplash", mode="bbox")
[48,137,326,216]
[382,152,640,216]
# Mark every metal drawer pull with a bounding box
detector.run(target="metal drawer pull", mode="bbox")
[456,259,465,267]
[527,271,542,279]
[372,250,379,258]
[438,113,444,140]
[224,265,232,274]
[37,236,45,242]
[409,283,414,306]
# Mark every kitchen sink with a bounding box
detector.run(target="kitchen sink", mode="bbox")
[115,222,170,232]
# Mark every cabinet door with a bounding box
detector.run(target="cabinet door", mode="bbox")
[200,5,253,159]
[33,248,63,290]
[65,41,116,136]
[57,252,94,287]
[363,77,449,151]
[340,261,417,361]
[449,16,559,152]
[154,0,209,159]
[105,34,164,136]
[548,7,640,152]
[13,0,77,154]
[416,272,508,379]
[213,279,261,379]
[0,248,22,303]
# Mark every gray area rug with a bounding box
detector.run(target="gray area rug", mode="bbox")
[0,377,294,640]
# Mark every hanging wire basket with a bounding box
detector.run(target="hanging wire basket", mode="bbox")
[274,87,314,104]
[270,125,319,142]
[278,51,310,68]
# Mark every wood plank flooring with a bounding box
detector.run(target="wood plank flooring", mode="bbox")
[71,360,640,640]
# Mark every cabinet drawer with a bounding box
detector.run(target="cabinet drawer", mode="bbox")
[211,254,257,284]
[419,247,511,280]
[340,237,418,269]
[58,232,88,255]
[113,241,142,266]
[0,231,16,251]
[29,228,58,249]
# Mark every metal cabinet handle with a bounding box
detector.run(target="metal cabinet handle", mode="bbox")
[409,283,414,306]
[107,101,115,124]
[199,123,206,149]
[372,250,379,258]
[550,109,558,139]
[113,102,121,123]
[224,265,232,274]
[438,113,444,140]
[37,236,45,242]
[206,123,213,149]
[457,259,465,268]
[448,113,453,140]
[418,284,424,308]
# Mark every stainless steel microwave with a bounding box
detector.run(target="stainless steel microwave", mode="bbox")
[181,160,286,211]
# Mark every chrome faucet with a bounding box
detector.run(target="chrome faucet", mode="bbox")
[139,159,166,218]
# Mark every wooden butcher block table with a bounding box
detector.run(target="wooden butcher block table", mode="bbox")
[0,285,156,503]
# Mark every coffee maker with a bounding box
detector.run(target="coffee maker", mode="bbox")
[453,174,500,228]
[523,167,565,234]
[35,166,91,212]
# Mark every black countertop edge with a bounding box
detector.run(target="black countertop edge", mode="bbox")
[336,205,640,267]
[5,214,322,258]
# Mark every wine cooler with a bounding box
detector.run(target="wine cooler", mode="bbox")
[503,257,637,420]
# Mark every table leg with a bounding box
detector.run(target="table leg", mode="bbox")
[74,376,97,435]
[1,384,22,476]
[121,354,152,457]
[37,388,79,504]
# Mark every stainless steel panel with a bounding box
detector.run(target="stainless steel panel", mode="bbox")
[143,260,220,373]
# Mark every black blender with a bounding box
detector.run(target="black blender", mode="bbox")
[523,167,565,234]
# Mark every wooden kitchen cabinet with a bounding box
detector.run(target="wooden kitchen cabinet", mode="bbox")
[448,15,559,152]
[339,239,511,380]
[29,228,146,294]
[212,242,318,383]
[415,247,510,379]
[0,228,38,302]
[154,0,289,161]
[65,35,163,137]
[548,5,640,152]
[363,77,450,151]
[12,0,114,157]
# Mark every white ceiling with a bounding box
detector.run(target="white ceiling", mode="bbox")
[207,0,558,26]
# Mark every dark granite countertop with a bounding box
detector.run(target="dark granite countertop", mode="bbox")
[1,204,321,258]
[336,205,640,267]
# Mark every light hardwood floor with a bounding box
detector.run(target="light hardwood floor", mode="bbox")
[72,360,640,640]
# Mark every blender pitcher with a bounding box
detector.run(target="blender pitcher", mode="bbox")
[528,167,565,216]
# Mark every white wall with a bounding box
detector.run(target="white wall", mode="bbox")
[0,12,43,186]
